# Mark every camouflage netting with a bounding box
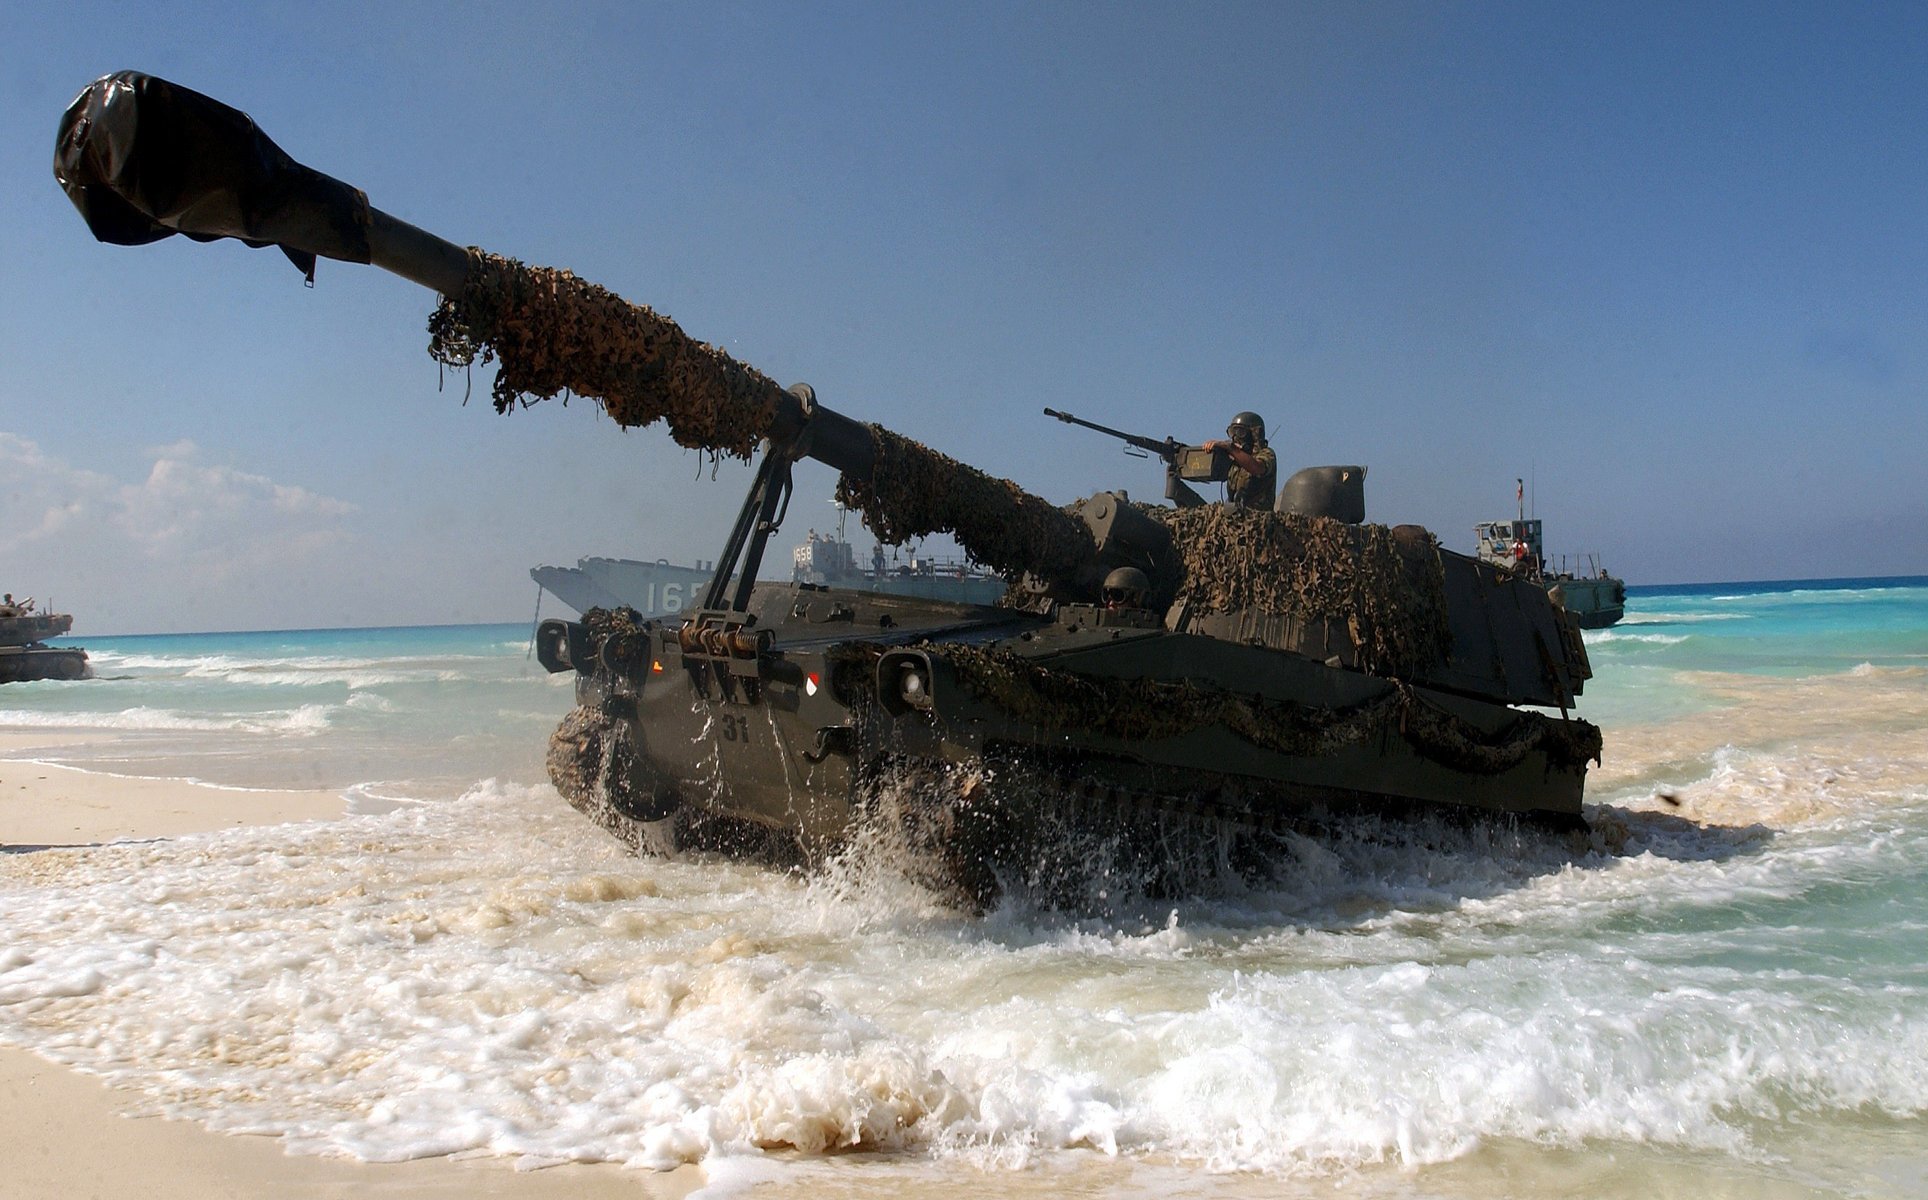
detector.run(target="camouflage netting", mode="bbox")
[579,606,653,675]
[427,249,784,458]
[1153,506,1451,676]
[930,644,1602,775]
[833,424,1093,584]
[427,251,1096,584]
[547,704,643,839]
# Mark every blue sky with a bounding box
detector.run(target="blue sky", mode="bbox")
[2,2,1924,632]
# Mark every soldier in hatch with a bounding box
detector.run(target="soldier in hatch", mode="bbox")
[1101,566,1151,612]
[1203,411,1276,510]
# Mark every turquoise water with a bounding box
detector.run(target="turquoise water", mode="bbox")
[2,578,1926,1195]
[0,622,570,799]
[1579,576,1928,727]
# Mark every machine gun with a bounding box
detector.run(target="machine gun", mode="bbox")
[1043,408,1227,508]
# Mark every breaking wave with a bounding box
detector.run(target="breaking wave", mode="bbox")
[1617,612,1751,625]
[84,650,469,688]
[0,704,334,735]
[1583,630,1688,645]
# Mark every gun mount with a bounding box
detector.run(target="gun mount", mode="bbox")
[57,71,1600,908]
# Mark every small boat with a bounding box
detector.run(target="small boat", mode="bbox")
[1475,485,1625,629]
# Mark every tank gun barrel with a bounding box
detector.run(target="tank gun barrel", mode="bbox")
[52,72,836,456]
[54,72,470,297]
[53,71,1092,586]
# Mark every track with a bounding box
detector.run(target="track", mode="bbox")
[546,704,1592,912]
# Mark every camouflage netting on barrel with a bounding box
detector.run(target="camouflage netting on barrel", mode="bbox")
[1153,506,1451,677]
[833,424,1093,584]
[427,249,783,458]
[427,252,1095,585]
[929,644,1601,775]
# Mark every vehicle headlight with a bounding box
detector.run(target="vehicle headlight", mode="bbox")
[898,663,931,709]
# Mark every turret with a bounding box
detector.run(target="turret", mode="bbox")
[0,606,72,649]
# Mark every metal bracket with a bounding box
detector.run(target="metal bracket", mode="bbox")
[678,610,772,703]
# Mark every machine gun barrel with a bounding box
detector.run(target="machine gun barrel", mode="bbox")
[1044,407,1217,509]
[1042,407,1180,461]
[54,71,1092,586]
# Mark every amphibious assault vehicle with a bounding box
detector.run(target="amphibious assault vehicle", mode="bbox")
[0,596,89,683]
[56,72,1600,903]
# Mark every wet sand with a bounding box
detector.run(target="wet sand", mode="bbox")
[0,1046,700,1199]
[0,738,698,1199]
[0,742,342,847]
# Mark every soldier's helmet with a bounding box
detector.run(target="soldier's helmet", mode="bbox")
[1227,411,1266,446]
[1101,566,1151,609]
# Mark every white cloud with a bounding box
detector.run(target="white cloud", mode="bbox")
[0,434,361,631]
[111,449,355,555]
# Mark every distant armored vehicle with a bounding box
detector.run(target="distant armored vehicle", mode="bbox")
[57,72,1600,904]
[0,595,90,683]
[1475,488,1626,629]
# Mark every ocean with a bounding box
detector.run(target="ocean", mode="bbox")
[2,578,1926,1197]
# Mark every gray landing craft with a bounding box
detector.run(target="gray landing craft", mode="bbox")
[56,72,1602,906]
[531,557,717,619]
[533,525,1001,621]
[1474,487,1626,629]
[0,595,90,683]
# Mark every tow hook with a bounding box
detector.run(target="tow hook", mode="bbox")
[804,726,856,763]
